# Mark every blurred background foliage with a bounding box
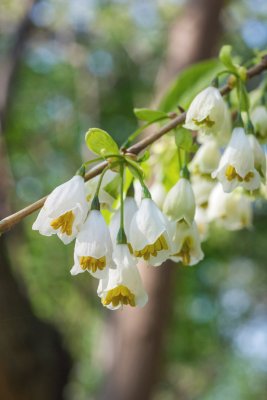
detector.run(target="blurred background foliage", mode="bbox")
[1,0,267,399]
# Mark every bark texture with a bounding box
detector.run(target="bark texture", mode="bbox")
[98,1,225,400]
[0,2,72,398]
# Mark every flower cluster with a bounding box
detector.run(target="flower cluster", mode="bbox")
[32,70,267,310]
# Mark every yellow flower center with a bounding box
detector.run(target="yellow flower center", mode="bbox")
[173,237,192,266]
[193,116,215,128]
[134,234,168,261]
[225,165,254,182]
[50,210,75,236]
[102,285,136,307]
[79,256,106,273]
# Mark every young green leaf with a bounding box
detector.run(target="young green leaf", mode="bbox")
[219,45,237,72]
[134,108,168,122]
[175,128,193,151]
[236,80,250,112]
[85,128,119,156]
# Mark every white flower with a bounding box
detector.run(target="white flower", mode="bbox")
[248,134,266,181]
[189,140,221,175]
[150,182,166,209]
[208,183,252,231]
[71,210,113,278]
[195,207,209,241]
[32,175,88,244]
[212,127,261,193]
[170,221,204,266]
[86,170,118,209]
[191,176,215,207]
[184,87,231,142]
[251,105,267,142]
[163,178,195,225]
[97,244,148,310]
[129,198,172,266]
[109,197,138,245]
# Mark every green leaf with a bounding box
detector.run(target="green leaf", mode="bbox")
[126,158,144,180]
[103,174,120,200]
[137,150,150,163]
[134,108,168,122]
[236,80,250,112]
[219,45,237,72]
[160,59,222,112]
[85,128,119,156]
[175,128,193,151]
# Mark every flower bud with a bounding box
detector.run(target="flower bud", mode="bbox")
[163,178,195,225]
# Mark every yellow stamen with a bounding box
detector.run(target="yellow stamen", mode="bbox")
[79,256,106,273]
[192,116,215,128]
[172,237,192,266]
[225,165,254,183]
[134,234,168,260]
[102,285,136,307]
[50,210,75,236]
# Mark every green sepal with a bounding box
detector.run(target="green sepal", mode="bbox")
[85,128,119,157]
[91,195,100,211]
[75,165,86,178]
[180,165,190,180]
[116,227,127,245]
[134,108,168,122]
[234,112,244,128]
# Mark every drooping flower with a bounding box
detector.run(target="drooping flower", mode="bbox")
[170,221,204,266]
[251,105,267,142]
[191,176,216,207]
[184,87,231,142]
[97,244,148,310]
[248,134,266,181]
[163,178,195,225]
[109,197,138,246]
[86,170,118,209]
[129,198,172,266]
[207,183,252,231]
[212,127,261,193]
[71,210,113,278]
[195,207,209,241]
[189,140,221,176]
[32,175,88,244]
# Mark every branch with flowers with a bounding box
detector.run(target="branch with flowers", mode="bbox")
[1,46,267,310]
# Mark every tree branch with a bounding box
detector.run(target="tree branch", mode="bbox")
[0,55,267,233]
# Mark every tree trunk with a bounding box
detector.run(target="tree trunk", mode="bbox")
[0,2,72,399]
[98,1,225,400]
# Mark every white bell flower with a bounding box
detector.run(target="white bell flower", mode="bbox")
[109,197,138,246]
[191,176,215,207]
[170,221,204,266]
[248,134,266,181]
[184,87,231,142]
[195,207,209,241]
[150,182,166,209]
[129,198,172,266]
[86,170,118,209]
[71,210,113,278]
[207,183,252,231]
[189,140,221,175]
[32,175,88,244]
[163,178,195,225]
[97,244,148,310]
[212,127,261,193]
[251,105,267,142]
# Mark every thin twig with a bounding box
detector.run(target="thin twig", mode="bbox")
[1,55,267,233]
